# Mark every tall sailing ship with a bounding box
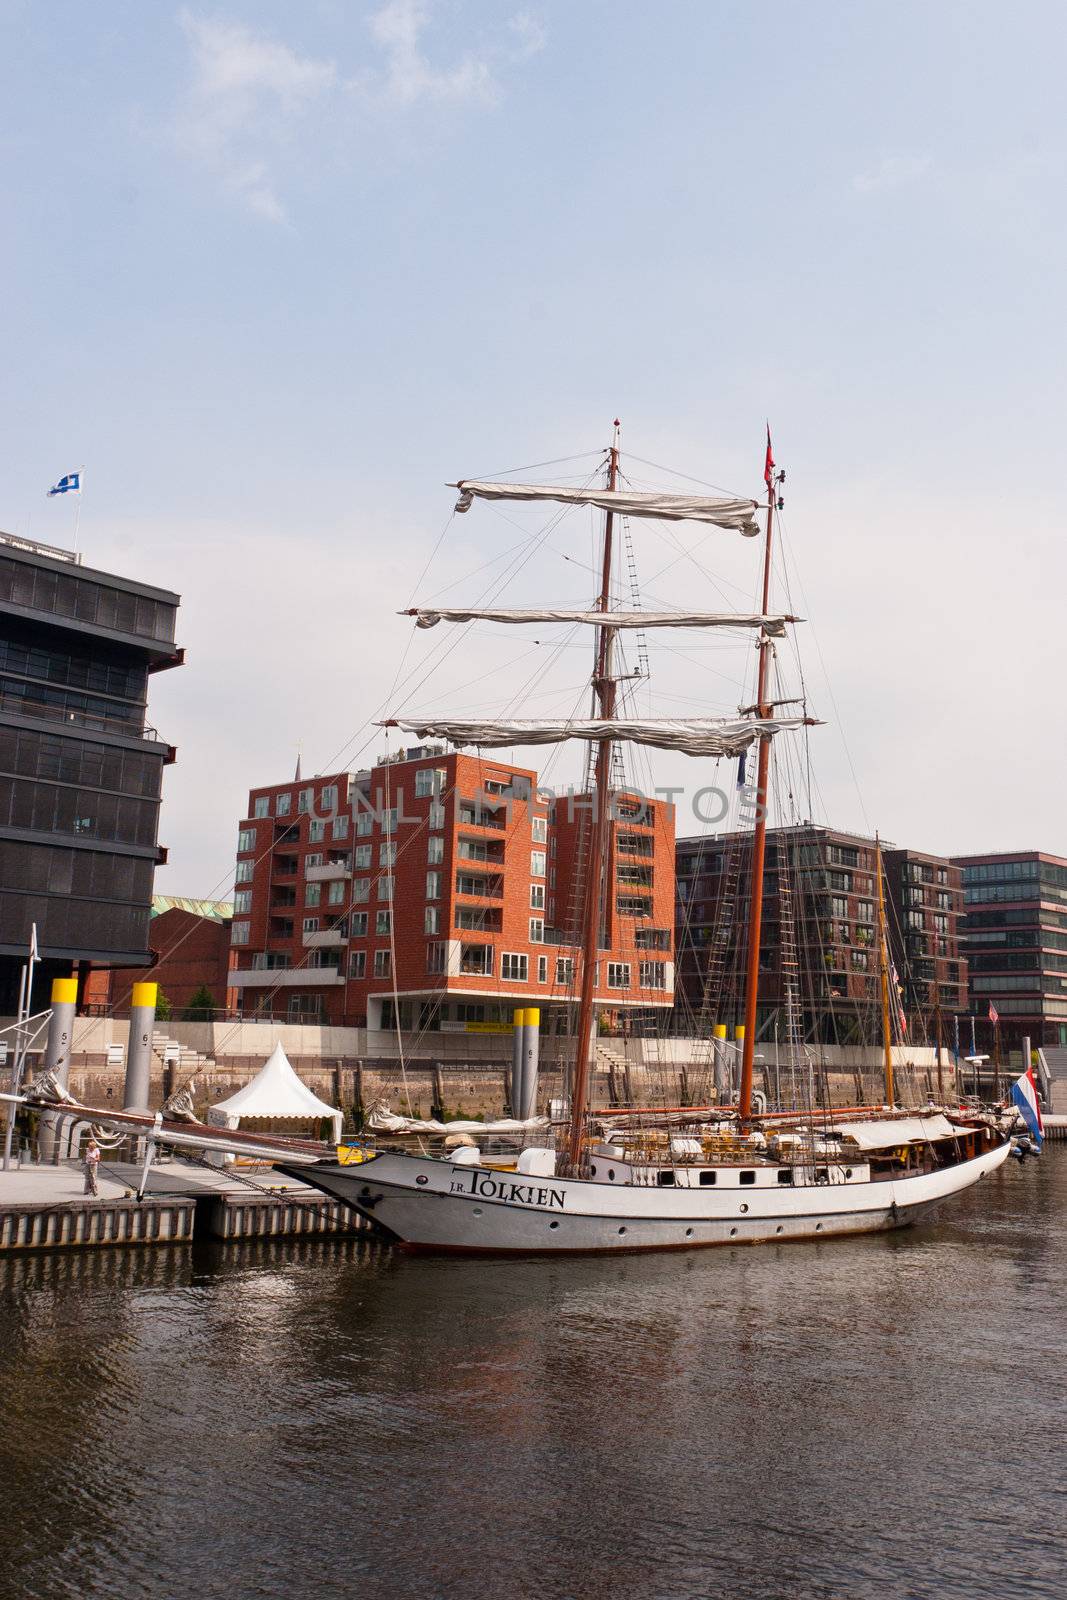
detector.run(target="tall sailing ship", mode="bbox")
[278,428,1010,1251]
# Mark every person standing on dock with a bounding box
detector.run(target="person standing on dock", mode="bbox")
[83,1137,101,1197]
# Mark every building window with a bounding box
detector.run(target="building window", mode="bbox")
[275,792,291,817]
[328,880,345,906]
[303,917,319,933]
[253,796,270,819]
[376,909,391,936]
[373,949,392,978]
[381,807,397,835]
[235,860,254,884]
[426,941,447,974]
[830,896,849,920]
[354,844,371,869]
[531,851,546,877]
[851,950,869,970]
[537,954,548,983]
[556,957,574,985]
[425,906,440,934]
[234,889,252,915]
[320,785,337,813]
[351,912,368,937]
[306,853,323,869]
[379,841,397,867]
[349,950,366,978]
[352,878,370,903]
[298,788,313,813]
[501,952,528,981]
[356,810,373,837]
[378,875,394,901]
[333,815,349,840]
[426,871,441,900]
[306,883,321,907]
[428,835,444,864]
[309,819,325,843]
[607,962,631,989]
[529,918,544,944]
[639,960,666,989]
[231,921,249,946]
[532,816,548,843]
[429,801,446,830]
[416,767,446,799]
[237,828,256,853]
[530,884,545,910]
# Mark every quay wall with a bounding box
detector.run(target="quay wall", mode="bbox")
[3,1016,977,1123]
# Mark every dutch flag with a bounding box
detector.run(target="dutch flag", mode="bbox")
[1011,1064,1044,1148]
[47,471,81,497]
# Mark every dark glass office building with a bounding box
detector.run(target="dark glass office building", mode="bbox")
[0,532,181,1008]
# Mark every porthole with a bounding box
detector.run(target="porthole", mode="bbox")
[729,1227,738,1237]
[549,1220,559,1230]
[815,1223,823,1232]
[775,1225,784,1235]
[590,1164,598,1177]
[618,1226,627,1235]
[472,1207,482,1216]
[845,1167,853,1179]
[739,1203,749,1213]
[415,1175,428,1186]
[608,1168,616,1181]
[685,1228,693,1238]
[739,1170,756,1186]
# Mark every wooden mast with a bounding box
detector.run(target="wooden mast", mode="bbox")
[567,425,620,1170]
[875,834,895,1106]
[737,441,778,1128]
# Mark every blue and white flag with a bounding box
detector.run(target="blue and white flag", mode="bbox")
[47,471,81,497]
[1011,1064,1044,1147]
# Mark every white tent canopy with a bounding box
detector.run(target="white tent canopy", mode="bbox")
[207,1043,343,1144]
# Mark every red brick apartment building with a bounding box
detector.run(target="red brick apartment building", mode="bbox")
[230,746,676,1031]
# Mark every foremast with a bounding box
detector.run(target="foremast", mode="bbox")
[875,834,896,1106]
[738,433,781,1128]
[566,425,620,1171]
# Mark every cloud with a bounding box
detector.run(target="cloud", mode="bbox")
[508,11,548,61]
[177,11,336,222]
[175,5,543,217]
[365,0,496,106]
[852,153,932,194]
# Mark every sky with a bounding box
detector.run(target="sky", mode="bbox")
[1,0,1064,897]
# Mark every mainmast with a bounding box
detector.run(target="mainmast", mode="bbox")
[566,424,620,1171]
[737,432,779,1128]
[875,834,896,1106]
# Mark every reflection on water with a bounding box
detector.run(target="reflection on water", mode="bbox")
[1,1157,1064,1600]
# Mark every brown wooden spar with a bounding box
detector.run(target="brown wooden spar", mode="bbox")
[737,430,779,1129]
[567,425,621,1171]
[875,834,896,1106]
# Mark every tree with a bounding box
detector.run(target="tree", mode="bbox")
[155,990,172,1022]
[186,985,216,1021]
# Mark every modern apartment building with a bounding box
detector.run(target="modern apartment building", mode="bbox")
[229,745,676,1031]
[882,847,968,1016]
[953,850,1067,1050]
[0,531,181,1008]
[675,825,967,1044]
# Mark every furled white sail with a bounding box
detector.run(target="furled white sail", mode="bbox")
[451,481,761,536]
[383,716,811,757]
[402,607,796,637]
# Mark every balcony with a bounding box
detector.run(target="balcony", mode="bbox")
[306,860,352,882]
[457,835,506,865]
[458,802,506,831]
[617,832,654,859]
[232,967,344,988]
[303,929,346,949]
[455,872,504,899]
[459,943,494,976]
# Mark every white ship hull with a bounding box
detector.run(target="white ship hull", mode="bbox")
[283,1136,1011,1254]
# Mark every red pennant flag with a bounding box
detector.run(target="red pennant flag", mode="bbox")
[988,1001,1000,1025]
[764,425,775,490]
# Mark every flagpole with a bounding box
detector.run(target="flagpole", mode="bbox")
[72,466,85,554]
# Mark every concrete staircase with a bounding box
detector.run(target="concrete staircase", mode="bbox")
[595,1042,632,1102]
[151,1030,216,1076]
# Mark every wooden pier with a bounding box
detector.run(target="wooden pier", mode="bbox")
[0,1159,367,1252]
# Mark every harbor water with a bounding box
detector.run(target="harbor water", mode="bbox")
[1,1154,1063,1600]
